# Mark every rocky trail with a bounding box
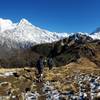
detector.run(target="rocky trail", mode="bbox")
[0,59,100,100]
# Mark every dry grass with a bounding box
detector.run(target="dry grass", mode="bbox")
[0,57,100,97]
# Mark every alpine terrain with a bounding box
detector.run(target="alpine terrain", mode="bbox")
[0,18,100,100]
[0,18,60,48]
[0,18,100,49]
[0,18,100,67]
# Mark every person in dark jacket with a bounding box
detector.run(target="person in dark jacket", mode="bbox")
[47,57,54,70]
[36,56,44,82]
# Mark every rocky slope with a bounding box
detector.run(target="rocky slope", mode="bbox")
[31,34,100,67]
[0,32,99,67]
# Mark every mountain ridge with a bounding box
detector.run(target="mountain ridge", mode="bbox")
[0,18,100,49]
[0,18,60,48]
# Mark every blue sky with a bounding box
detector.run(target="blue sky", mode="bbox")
[0,0,100,33]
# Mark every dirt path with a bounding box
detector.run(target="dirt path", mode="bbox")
[35,82,46,100]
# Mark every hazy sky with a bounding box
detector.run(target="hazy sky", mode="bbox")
[0,0,100,33]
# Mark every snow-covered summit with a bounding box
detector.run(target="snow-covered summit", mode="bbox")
[0,18,100,49]
[0,18,60,48]
[18,18,33,26]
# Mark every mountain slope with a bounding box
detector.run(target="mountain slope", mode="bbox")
[0,18,100,49]
[0,18,100,67]
[31,34,100,67]
[0,18,16,32]
[0,18,60,48]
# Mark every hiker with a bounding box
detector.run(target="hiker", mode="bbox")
[36,56,44,82]
[47,57,54,70]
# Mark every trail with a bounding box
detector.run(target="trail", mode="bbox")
[35,82,46,100]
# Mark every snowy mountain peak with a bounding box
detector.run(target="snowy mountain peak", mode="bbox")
[0,18,100,49]
[0,18,16,32]
[18,18,32,26]
[0,18,60,48]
